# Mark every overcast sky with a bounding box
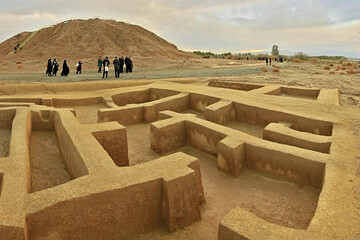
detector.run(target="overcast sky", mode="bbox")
[0,0,359,57]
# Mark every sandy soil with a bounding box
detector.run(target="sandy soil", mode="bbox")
[0,129,11,158]
[56,103,109,124]
[30,131,70,192]
[180,110,264,138]
[1,59,358,106]
[225,121,264,138]
[0,59,358,239]
[127,123,166,165]
[127,123,319,239]
[182,109,205,119]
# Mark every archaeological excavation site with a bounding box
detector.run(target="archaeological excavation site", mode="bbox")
[0,80,359,240]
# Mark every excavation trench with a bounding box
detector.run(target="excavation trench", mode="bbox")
[128,123,320,239]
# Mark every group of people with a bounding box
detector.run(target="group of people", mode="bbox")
[46,59,69,76]
[97,56,133,79]
[265,56,283,65]
[45,56,134,78]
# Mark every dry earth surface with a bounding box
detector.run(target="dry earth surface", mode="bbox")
[0,58,359,240]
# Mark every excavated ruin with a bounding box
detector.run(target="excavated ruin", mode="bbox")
[0,80,358,240]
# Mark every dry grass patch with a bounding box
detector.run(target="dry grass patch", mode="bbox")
[273,69,280,73]
[342,62,353,67]
[329,71,335,74]
[292,58,301,63]
[347,70,358,74]
[324,66,331,70]
[261,68,268,72]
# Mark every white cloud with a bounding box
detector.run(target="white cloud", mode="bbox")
[0,0,359,57]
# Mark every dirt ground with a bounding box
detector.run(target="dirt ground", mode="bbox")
[0,59,359,239]
[30,131,70,192]
[0,58,359,106]
[0,129,11,158]
[56,103,109,124]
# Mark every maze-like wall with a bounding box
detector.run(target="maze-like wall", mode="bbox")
[0,80,358,239]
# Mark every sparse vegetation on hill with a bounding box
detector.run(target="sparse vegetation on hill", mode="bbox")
[0,18,191,62]
[289,52,347,62]
[192,51,232,58]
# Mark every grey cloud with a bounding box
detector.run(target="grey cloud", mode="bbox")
[0,0,359,57]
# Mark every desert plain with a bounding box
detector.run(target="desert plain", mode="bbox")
[0,19,359,240]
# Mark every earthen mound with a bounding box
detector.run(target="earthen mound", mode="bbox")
[0,18,190,61]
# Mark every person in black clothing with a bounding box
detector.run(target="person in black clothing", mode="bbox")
[128,57,133,72]
[52,59,59,76]
[119,56,124,73]
[125,56,133,73]
[98,56,102,73]
[102,56,110,79]
[61,60,70,76]
[125,57,129,73]
[76,61,82,74]
[46,59,52,76]
[265,57,268,65]
[113,57,120,78]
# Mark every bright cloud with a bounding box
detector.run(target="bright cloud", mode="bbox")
[0,0,359,57]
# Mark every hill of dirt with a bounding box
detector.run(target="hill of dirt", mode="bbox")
[0,18,195,72]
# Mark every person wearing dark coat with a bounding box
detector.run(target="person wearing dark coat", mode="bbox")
[119,56,124,73]
[46,59,52,76]
[125,57,129,73]
[76,61,82,74]
[265,57,268,65]
[102,56,110,79]
[113,57,120,78]
[98,56,102,73]
[52,59,59,76]
[128,57,133,72]
[125,57,133,73]
[61,60,70,76]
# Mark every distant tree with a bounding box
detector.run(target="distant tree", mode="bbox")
[272,45,279,56]
[294,52,309,60]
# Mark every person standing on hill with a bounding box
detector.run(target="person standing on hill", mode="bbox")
[46,59,53,76]
[269,57,272,66]
[265,57,268,65]
[128,57,133,72]
[125,56,133,73]
[102,56,110,79]
[98,56,102,73]
[125,57,129,73]
[52,59,59,76]
[76,61,82,74]
[113,56,120,78]
[61,60,70,76]
[119,56,124,73]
